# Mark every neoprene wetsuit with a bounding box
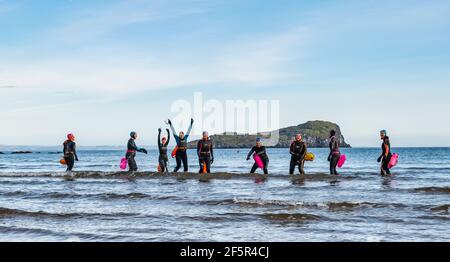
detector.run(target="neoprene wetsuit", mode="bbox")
[158,129,170,173]
[379,136,392,175]
[328,136,341,175]
[247,146,269,174]
[126,138,146,171]
[170,121,193,172]
[197,139,214,173]
[289,140,307,175]
[63,140,78,171]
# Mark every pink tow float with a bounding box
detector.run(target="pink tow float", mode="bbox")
[253,154,264,169]
[388,153,399,169]
[337,154,347,168]
[120,158,128,170]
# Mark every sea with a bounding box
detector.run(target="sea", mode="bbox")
[0,146,449,242]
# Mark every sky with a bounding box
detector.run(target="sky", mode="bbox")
[0,0,449,147]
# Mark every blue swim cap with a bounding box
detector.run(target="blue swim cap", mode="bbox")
[130,131,137,138]
[256,137,262,143]
[380,130,387,136]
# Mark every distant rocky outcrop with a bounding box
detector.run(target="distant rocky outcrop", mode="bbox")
[11,151,33,154]
[0,151,63,155]
[189,121,351,148]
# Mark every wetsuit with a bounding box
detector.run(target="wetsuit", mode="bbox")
[126,138,146,171]
[247,146,269,174]
[63,140,78,171]
[289,140,307,175]
[158,129,170,173]
[170,122,193,172]
[328,136,340,175]
[379,137,392,175]
[197,139,214,173]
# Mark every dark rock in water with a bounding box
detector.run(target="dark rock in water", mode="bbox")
[189,120,351,148]
[430,204,449,212]
[414,187,450,194]
[0,152,4,154]
[11,151,33,154]
[48,152,63,154]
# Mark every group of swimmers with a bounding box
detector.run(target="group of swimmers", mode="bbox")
[62,119,393,176]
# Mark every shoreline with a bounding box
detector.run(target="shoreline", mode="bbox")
[0,172,369,181]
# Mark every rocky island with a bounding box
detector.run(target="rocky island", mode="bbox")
[189,121,351,148]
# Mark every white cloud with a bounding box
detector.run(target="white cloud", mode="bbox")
[0,28,307,94]
[1,59,207,92]
[50,0,210,43]
[1,1,310,95]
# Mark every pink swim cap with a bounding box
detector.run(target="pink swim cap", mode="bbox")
[67,133,75,140]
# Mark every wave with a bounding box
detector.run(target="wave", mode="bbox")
[232,198,306,207]
[326,202,408,211]
[0,225,69,238]
[178,214,252,222]
[417,215,450,221]
[0,225,135,241]
[0,191,180,201]
[398,167,450,171]
[1,191,27,197]
[0,171,367,181]
[199,198,409,211]
[260,213,323,222]
[0,171,268,179]
[39,192,157,200]
[0,180,54,186]
[0,207,139,219]
[430,204,449,212]
[327,202,372,210]
[413,187,450,194]
[101,193,177,201]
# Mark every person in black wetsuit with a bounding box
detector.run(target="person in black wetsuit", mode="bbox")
[197,131,214,174]
[126,131,148,172]
[247,138,269,174]
[63,133,78,172]
[377,130,392,176]
[169,118,194,172]
[328,130,341,175]
[158,128,170,173]
[289,134,307,175]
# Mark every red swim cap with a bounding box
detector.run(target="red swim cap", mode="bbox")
[67,133,75,140]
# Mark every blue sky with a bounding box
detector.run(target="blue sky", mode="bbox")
[0,0,449,146]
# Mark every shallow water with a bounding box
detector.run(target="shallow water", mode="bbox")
[0,147,449,242]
